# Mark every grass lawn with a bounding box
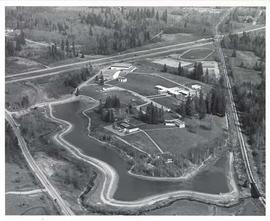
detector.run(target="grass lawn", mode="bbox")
[5,57,46,75]
[224,49,261,69]
[146,115,226,155]
[150,71,212,94]
[109,73,178,96]
[222,49,262,85]
[152,57,193,68]
[181,48,214,60]
[161,33,201,43]
[146,199,210,215]
[6,194,58,215]
[151,96,179,111]
[232,66,261,85]
[123,131,161,155]
[80,84,145,106]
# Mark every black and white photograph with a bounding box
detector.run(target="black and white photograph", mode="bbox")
[3,0,267,217]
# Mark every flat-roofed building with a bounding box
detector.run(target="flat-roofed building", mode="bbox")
[110,63,133,70]
[118,122,139,134]
[164,119,185,128]
[155,85,168,94]
[192,84,202,91]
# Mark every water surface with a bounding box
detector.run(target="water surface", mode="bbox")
[53,100,229,201]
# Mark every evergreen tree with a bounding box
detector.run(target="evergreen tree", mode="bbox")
[99,72,104,85]
[72,41,76,56]
[162,64,167,72]
[156,11,159,21]
[18,29,25,45]
[15,38,22,51]
[162,9,168,23]
[232,49,236,57]
[198,91,206,119]
[185,96,194,117]
[178,62,182,75]
[65,39,69,53]
[6,40,15,56]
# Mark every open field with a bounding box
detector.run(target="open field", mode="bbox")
[132,60,212,93]
[223,49,262,85]
[147,197,264,215]
[123,131,161,155]
[6,194,58,215]
[161,33,202,42]
[152,57,193,68]
[80,84,146,106]
[232,67,261,85]
[109,73,178,96]
[181,48,214,60]
[146,115,226,155]
[151,96,179,111]
[146,199,211,215]
[5,57,47,75]
[141,71,212,94]
[5,82,43,111]
[223,49,261,69]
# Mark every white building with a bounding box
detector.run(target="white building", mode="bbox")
[119,122,139,134]
[191,84,202,91]
[118,76,127,82]
[110,63,133,71]
[164,119,185,128]
[155,85,168,94]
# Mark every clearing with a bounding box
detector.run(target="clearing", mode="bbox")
[152,57,193,68]
[122,131,161,155]
[180,48,214,60]
[146,115,226,155]
[80,84,146,106]
[109,73,178,96]
[5,57,47,75]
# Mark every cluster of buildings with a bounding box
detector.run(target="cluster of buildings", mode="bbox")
[164,119,185,128]
[154,84,202,100]
[102,63,136,82]
[113,120,139,134]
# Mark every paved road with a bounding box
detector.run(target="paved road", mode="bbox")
[5,111,74,215]
[215,9,265,208]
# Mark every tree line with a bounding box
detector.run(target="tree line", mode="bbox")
[138,102,165,124]
[97,95,121,123]
[221,31,265,59]
[5,30,26,56]
[177,85,226,119]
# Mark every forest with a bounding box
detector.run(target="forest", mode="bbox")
[5,7,218,56]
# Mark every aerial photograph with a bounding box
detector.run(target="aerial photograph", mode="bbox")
[5,6,265,215]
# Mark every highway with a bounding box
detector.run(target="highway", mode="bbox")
[5,24,264,84]
[5,111,74,215]
[5,39,213,83]
[215,9,265,208]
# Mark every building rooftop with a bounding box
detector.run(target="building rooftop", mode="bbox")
[111,63,132,68]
